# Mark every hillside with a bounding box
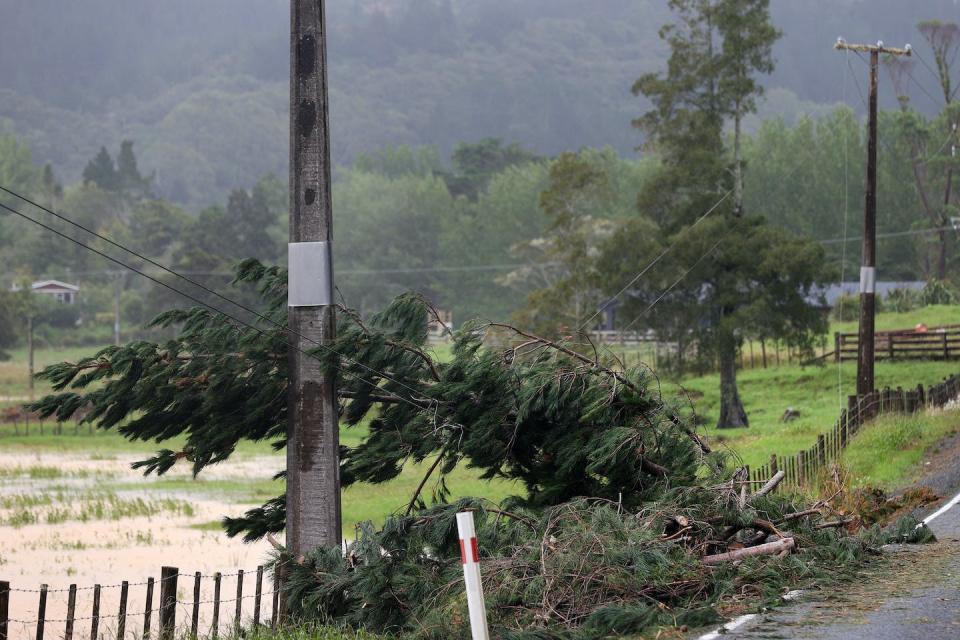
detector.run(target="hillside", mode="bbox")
[1,0,956,208]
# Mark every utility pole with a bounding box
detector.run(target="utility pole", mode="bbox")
[27,316,34,402]
[835,39,911,397]
[113,273,123,346]
[286,0,341,556]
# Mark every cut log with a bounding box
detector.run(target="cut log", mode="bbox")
[702,537,796,565]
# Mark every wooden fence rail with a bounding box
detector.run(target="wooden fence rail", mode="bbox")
[0,565,285,640]
[834,326,960,362]
[746,374,959,492]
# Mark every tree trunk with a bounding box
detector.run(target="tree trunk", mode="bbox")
[937,228,948,280]
[733,107,744,216]
[717,332,748,429]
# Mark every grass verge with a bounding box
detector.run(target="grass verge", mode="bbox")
[840,408,960,489]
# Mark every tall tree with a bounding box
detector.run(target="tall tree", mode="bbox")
[511,152,617,335]
[627,0,791,428]
[82,147,119,192]
[116,140,152,200]
[885,21,959,279]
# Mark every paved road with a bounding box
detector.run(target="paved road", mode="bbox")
[701,438,960,640]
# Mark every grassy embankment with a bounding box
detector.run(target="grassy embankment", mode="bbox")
[677,305,960,489]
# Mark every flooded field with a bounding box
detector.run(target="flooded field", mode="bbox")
[0,449,281,640]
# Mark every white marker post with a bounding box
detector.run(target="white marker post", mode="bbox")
[456,511,490,640]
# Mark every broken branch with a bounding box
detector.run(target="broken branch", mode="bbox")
[702,537,796,565]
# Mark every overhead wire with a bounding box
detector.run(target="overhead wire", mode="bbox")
[817,223,957,245]
[616,238,725,336]
[0,185,449,409]
[575,188,733,333]
[0,198,433,414]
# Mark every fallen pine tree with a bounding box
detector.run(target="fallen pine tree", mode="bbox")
[30,261,935,639]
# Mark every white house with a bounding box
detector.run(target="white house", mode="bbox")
[11,280,81,304]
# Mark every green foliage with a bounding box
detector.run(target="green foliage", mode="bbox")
[512,152,618,334]
[443,138,540,200]
[831,294,861,322]
[919,279,958,306]
[884,287,919,313]
[82,146,119,192]
[279,492,903,638]
[31,261,712,541]
[0,290,23,359]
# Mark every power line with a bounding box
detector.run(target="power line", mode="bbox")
[0,184,440,407]
[817,224,956,245]
[0,199,432,414]
[911,49,945,88]
[576,189,732,332]
[617,238,724,335]
[0,263,558,282]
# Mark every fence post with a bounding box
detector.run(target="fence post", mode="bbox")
[118,581,128,640]
[0,581,9,640]
[254,566,264,627]
[64,584,77,640]
[834,332,841,362]
[817,434,826,465]
[36,584,47,640]
[212,572,221,640]
[271,568,281,629]
[90,585,101,640]
[159,567,178,640]
[143,577,154,639]
[234,570,244,630]
[191,573,201,639]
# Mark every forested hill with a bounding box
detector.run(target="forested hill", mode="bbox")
[1,0,956,208]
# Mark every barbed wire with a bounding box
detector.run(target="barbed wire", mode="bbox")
[1,567,271,594]
[2,590,276,626]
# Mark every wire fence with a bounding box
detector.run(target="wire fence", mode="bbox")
[747,373,960,491]
[0,565,284,640]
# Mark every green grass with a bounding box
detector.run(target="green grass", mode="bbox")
[832,304,960,334]
[840,410,960,488]
[0,344,112,397]
[673,358,959,471]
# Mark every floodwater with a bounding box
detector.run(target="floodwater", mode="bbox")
[0,451,279,640]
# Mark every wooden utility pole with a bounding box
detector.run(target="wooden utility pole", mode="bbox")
[286,0,341,555]
[835,39,911,397]
[27,316,34,402]
[113,273,123,346]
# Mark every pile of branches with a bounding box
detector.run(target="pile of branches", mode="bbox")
[283,489,929,639]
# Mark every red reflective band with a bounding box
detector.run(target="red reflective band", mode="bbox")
[459,539,468,564]
[471,537,480,563]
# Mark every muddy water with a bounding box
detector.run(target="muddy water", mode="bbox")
[0,452,280,640]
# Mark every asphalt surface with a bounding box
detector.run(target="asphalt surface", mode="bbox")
[700,429,960,640]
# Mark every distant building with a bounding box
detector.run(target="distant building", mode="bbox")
[11,280,81,304]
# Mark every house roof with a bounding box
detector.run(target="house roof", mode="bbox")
[31,280,80,292]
